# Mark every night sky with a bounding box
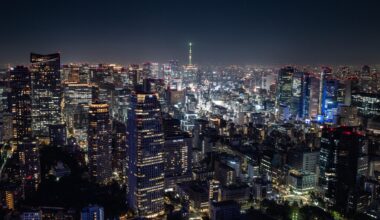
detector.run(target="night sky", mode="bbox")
[1,0,380,66]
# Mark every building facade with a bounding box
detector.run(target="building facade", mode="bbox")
[127,91,165,218]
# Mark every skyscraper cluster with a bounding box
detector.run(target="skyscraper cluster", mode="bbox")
[0,47,380,220]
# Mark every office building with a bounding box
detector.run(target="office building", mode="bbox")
[30,53,62,139]
[276,66,295,108]
[87,102,112,184]
[127,90,165,218]
[319,126,368,214]
[352,93,380,118]
[320,67,346,122]
[9,66,41,194]
[163,116,192,189]
[112,120,127,184]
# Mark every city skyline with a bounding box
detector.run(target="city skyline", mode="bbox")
[1,1,380,220]
[1,0,380,66]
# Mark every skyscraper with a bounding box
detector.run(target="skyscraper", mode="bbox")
[320,67,346,122]
[319,126,368,214]
[87,102,112,184]
[291,71,306,118]
[112,120,127,185]
[9,66,33,142]
[276,66,295,108]
[30,53,62,140]
[162,115,192,189]
[351,93,380,119]
[9,66,40,194]
[305,76,320,118]
[127,90,165,218]
[277,67,311,119]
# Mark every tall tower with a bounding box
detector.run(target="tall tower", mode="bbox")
[30,53,62,140]
[188,42,192,66]
[9,66,40,195]
[320,67,344,122]
[276,67,294,106]
[127,90,165,218]
[319,126,368,214]
[9,66,33,142]
[87,102,113,184]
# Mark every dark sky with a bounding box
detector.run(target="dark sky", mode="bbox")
[1,0,380,66]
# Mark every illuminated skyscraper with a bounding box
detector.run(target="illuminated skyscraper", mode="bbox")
[9,66,40,194]
[276,66,311,119]
[291,72,307,118]
[9,67,33,142]
[30,53,62,139]
[320,67,346,122]
[88,102,112,184]
[127,90,165,218]
[305,76,320,118]
[276,67,295,108]
[63,82,93,132]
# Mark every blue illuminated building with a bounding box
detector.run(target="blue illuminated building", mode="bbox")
[320,67,342,122]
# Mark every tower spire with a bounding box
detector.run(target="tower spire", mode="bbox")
[188,42,192,65]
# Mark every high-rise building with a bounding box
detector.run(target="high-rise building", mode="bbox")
[351,93,380,119]
[87,102,112,184]
[30,53,62,139]
[287,148,319,173]
[0,78,8,144]
[290,71,303,117]
[319,126,368,214]
[276,67,295,108]
[9,66,33,142]
[169,60,180,78]
[320,67,346,122]
[162,116,192,189]
[112,120,127,184]
[63,82,94,146]
[277,67,314,119]
[305,76,320,118]
[335,106,362,126]
[9,66,41,194]
[127,90,165,218]
[142,62,153,79]
[127,64,142,86]
[18,141,40,193]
